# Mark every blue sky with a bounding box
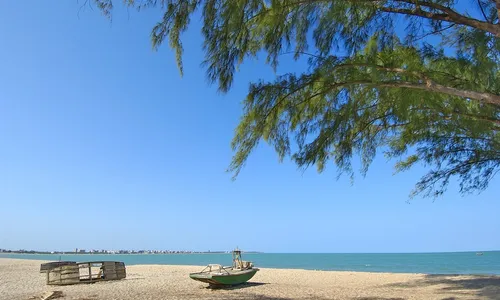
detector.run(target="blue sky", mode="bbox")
[0,2,498,253]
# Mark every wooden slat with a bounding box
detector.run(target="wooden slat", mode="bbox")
[47,265,80,285]
[40,261,76,273]
[105,273,118,280]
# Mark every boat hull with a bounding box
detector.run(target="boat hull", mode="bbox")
[190,268,258,286]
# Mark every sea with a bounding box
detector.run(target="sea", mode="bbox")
[1,251,499,275]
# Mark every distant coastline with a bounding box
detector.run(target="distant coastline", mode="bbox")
[1,249,498,255]
[0,249,263,255]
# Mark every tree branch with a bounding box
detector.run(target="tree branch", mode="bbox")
[274,0,500,36]
[319,78,500,107]
[378,81,500,106]
[378,6,500,36]
[337,63,500,106]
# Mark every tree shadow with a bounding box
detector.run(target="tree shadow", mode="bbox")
[386,274,500,299]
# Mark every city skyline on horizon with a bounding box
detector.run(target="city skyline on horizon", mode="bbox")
[1,247,498,255]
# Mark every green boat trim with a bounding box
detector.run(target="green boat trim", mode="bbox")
[189,248,259,287]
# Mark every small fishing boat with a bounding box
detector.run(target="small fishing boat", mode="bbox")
[189,248,258,287]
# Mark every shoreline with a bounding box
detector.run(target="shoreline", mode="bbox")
[0,256,431,276]
[1,258,499,300]
[1,253,498,276]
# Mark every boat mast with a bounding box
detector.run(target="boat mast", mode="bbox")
[232,247,242,269]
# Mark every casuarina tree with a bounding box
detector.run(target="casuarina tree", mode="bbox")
[93,0,500,198]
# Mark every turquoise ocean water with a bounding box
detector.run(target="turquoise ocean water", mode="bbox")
[1,252,499,275]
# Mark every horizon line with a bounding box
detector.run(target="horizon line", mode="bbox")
[1,249,499,255]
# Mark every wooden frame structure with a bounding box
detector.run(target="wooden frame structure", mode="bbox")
[40,261,126,285]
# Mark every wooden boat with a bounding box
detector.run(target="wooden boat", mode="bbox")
[40,261,126,285]
[189,248,258,287]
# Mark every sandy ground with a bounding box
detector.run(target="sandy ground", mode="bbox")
[1,258,499,300]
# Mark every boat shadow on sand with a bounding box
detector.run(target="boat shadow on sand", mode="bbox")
[206,282,268,290]
[384,274,500,300]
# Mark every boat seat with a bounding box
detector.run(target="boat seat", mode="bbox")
[241,261,253,269]
[207,264,223,272]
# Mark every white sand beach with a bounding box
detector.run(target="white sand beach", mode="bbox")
[0,258,499,300]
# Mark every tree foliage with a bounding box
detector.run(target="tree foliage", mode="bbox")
[94,0,500,198]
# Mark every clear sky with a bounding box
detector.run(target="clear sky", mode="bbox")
[0,2,498,253]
